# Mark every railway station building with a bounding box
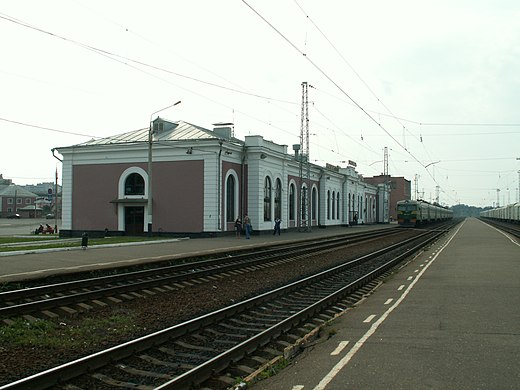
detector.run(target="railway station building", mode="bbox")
[364,175,411,222]
[54,118,390,236]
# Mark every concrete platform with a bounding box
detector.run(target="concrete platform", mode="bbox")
[252,218,520,390]
[0,223,394,283]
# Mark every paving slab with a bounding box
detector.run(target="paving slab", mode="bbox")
[252,218,520,390]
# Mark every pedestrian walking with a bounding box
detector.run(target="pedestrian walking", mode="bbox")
[273,217,281,235]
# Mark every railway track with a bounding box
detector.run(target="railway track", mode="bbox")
[0,228,450,390]
[479,218,520,239]
[0,229,403,321]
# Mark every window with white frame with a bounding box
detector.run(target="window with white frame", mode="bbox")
[264,176,272,221]
[289,183,295,220]
[312,187,317,220]
[327,190,331,219]
[226,175,236,222]
[274,178,282,220]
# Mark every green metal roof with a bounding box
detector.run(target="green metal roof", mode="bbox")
[0,185,38,198]
[74,120,241,147]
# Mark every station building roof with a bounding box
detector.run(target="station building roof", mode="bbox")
[74,120,243,147]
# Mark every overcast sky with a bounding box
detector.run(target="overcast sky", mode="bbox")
[1,0,519,207]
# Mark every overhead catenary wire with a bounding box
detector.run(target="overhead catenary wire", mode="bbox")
[1,10,365,169]
[0,12,298,106]
[292,0,419,145]
[245,1,519,206]
[241,0,426,168]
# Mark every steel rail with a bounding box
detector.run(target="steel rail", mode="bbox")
[0,229,401,318]
[479,218,520,239]
[0,230,442,390]
[159,230,445,389]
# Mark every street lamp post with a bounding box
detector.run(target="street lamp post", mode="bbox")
[147,100,181,235]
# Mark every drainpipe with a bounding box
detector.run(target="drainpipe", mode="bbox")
[51,148,63,231]
[217,141,223,231]
[241,145,248,219]
[341,175,347,225]
[51,148,63,163]
[318,169,324,226]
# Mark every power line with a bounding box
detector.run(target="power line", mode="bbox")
[292,1,417,140]
[0,12,298,106]
[242,0,425,167]
[0,11,309,148]
[0,117,98,138]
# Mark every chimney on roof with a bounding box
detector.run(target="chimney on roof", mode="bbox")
[293,144,300,160]
[213,122,234,139]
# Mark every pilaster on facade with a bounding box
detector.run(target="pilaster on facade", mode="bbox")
[203,157,220,232]
[60,158,74,230]
[245,156,264,231]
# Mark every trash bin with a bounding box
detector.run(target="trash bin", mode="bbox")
[81,232,88,249]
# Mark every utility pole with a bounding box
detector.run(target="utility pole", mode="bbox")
[496,188,500,207]
[517,170,520,203]
[383,146,391,221]
[299,82,311,231]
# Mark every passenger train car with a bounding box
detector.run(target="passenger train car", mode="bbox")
[396,199,453,227]
[480,203,520,224]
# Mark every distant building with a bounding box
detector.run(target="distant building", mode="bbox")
[55,118,390,236]
[24,182,61,218]
[0,174,13,194]
[364,175,411,221]
[0,174,12,185]
[24,182,61,197]
[0,185,40,218]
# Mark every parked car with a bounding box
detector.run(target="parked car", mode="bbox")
[46,213,55,219]
[7,213,20,219]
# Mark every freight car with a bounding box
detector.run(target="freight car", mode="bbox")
[396,199,453,227]
[480,203,520,224]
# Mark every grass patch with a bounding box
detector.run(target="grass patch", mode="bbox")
[0,236,173,252]
[0,236,58,244]
[257,357,289,380]
[0,314,136,348]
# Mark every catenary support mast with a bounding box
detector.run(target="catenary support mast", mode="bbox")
[299,82,311,231]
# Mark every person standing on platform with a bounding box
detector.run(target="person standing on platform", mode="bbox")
[273,217,281,235]
[244,214,252,239]
[234,216,242,238]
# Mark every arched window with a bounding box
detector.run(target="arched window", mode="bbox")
[124,173,145,195]
[337,193,340,220]
[264,176,272,221]
[348,193,352,222]
[332,191,336,220]
[312,187,317,221]
[301,185,307,220]
[274,178,282,219]
[289,183,295,220]
[226,175,236,222]
[327,190,331,220]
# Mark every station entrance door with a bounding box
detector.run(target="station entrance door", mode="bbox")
[125,206,144,235]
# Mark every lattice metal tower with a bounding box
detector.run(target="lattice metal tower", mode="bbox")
[383,146,389,176]
[299,82,311,231]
